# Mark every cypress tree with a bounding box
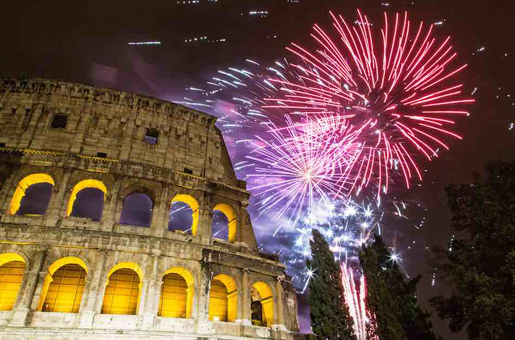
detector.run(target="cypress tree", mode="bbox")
[362,235,438,340]
[307,229,355,340]
[360,236,408,340]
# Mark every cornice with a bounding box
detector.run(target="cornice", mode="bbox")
[0,147,249,196]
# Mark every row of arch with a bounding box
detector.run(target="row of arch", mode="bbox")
[8,173,238,242]
[0,253,274,327]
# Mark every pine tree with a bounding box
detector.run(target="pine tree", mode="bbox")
[307,229,355,340]
[362,235,438,340]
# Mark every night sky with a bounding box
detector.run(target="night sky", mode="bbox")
[2,1,515,339]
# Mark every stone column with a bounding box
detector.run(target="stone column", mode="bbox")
[119,119,135,161]
[240,269,252,325]
[19,106,48,149]
[152,186,168,237]
[141,255,159,329]
[100,179,122,232]
[274,278,286,328]
[70,111,91,154]
[195,259,215,334]
[10,247,48,327]
[0,173,18,219]
[44,168,71,227]
[79,250,107,328]
[196,208,213,245]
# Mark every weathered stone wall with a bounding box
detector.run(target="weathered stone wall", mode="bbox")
[0,78,237,184]
[0,78,300,340]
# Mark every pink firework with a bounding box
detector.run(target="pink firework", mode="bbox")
[341,265,378,340]
[264,10,474,199]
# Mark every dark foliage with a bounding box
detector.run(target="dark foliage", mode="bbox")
[430,160,515,340]
[307,229,355,340]
[361,235,439,340]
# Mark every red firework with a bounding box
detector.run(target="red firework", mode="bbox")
[263,10,474,199]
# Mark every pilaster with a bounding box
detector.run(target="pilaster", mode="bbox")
[10,247,48,327]
[44,168,71,227]
[79,250,107,328]
[100,179,121,231]
[0,174,18,219]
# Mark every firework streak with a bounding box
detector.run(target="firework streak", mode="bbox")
[342,265,378,340]
[257,10,473,207]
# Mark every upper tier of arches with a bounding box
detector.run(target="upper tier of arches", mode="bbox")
[5,172,241,244]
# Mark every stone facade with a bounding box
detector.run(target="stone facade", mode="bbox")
[0,78,300,340]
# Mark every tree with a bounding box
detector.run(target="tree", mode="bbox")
[361,235,438,340]
[307,229,355,340]
[431,160,515,340]
[360,235,408,340]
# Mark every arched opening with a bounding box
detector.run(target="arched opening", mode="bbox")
[101,262,142,315]
[10,173,55,215]
[158,267,194,318]
[38,257,88,313]
[67,179,107,221]
[168,194,199,235]
[212,203,237,243]
[120,193,153,227]
[209,274,237,322]
[0,253,26,311]
[251,282,274,327]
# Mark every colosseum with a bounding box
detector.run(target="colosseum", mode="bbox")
[0,78,299,340]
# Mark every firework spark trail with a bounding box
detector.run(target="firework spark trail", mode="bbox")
[247,115,367,220]
[264,10,474,201]
[342,265,369,340]
[180,11,460,231]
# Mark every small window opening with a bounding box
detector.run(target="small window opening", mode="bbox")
[11,109,16,115]
[0,143,5,148]
[144,128,159,144]
[51,115,68,129]
[96,152,107,158]
[184,168,193,175]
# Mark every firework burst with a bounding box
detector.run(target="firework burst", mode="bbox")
[264,10,474,200]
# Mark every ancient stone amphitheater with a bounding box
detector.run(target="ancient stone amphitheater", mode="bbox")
[0,78,299,340]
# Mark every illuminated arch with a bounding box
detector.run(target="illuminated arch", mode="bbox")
[0,253,26,311]
[159,267,194,318]
[102,262,143,315]
[66,179,107,217]
[213,203,237,243]
[37,257,88,313]
[209,274,237,322]
[170,194,199,235]
[251,282,274,327]
[0,253,26,267]
[9,173,55,215]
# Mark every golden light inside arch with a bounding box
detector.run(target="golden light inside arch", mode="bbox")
[102,262,143,315]
[0,253,26,311]
[10,173,54,215]
[66,179,107,217]
[209,274,238,322]
[171,194,200,235]
[213,203,237,243]
[160,267,195,318]
[37,256,88,312]
[252,281,274,327]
